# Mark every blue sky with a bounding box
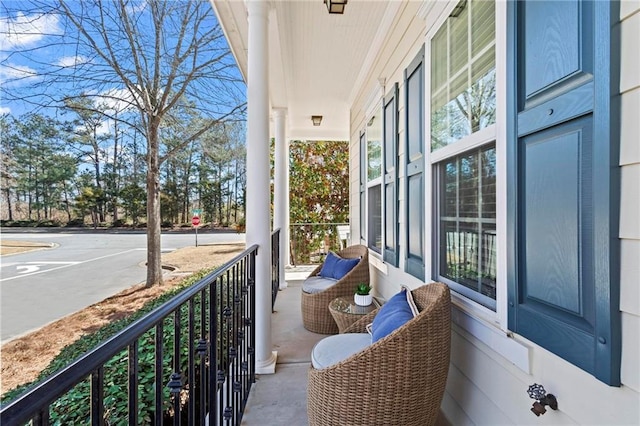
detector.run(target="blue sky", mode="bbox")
[0,5,151,120]
[1,12,47,115]
[0,2,244,124]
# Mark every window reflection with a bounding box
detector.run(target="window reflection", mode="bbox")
[439,145,497,301]
[367,114,382,181]
[431,0,496,151]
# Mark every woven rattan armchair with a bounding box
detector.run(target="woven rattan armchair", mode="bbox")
[301,245,370,334]
[307,283,451,426]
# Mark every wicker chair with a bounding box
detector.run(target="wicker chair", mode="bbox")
[301,245,370,334]
[307,283,451,426]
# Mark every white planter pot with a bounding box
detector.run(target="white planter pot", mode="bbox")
[354,293,373,306]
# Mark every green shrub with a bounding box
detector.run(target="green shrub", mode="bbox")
[65,218,85,227]
[36,219,61,227]
[112,219,127,228]
[9,220,34,227]
[1,267,224,424]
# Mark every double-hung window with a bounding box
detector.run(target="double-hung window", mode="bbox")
[366,110,382,253]
[430,0,497,309]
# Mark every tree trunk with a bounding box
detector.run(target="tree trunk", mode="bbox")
[62,181,72,222]
[146,120,163,287]
[4,188,13,221]
[93,128,105,223]
[112,116,119,223]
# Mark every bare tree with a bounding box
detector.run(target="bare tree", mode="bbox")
[1,0,246,286]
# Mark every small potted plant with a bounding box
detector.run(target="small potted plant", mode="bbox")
[354,283,372,306]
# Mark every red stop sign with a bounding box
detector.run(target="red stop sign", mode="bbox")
[192,215,200,226]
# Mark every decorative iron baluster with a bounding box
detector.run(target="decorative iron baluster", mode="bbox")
[209,276,218,426]
[219,274,226,425]
[197,288,208,426]
[90,367,104,425]
[155,323,164,426]
[128,341,139,426]
[168,308,183,426]
[188,298,196,424]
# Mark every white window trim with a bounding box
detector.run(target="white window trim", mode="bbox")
[424,0,530,373]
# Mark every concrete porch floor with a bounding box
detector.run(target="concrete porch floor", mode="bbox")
[241,265,327,425]
[241,265,450,426]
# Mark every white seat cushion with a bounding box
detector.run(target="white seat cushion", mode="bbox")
[311,333,371,369]
[302,276,338,294]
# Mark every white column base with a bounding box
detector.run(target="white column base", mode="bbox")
[279,281,288,290]
[255,351,278,374]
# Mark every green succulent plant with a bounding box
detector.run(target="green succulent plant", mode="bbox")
[355,283,371,295]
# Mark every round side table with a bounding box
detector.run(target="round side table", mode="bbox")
[328,296,379,333]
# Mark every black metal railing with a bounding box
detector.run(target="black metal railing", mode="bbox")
[0,246,259,426]
[271,228,280,310]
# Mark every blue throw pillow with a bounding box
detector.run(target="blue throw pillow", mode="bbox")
[319,251,340,278]
[371,289,415,342]
[319,251,360,280]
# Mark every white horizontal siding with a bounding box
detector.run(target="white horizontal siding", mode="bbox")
[621,313,640,392]
[445,365,514,426]
[621,0,640,20]
[618,0,640,401]
[449,330,580,425]
[440,392,473,426]
[535,344,640,425]
[620,240,640,316]
[620,89,640,165]
[619,164,640,239]
[620,11,640,93]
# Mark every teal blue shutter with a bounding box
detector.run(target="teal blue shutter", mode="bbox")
[506,0,620,385]
[404,47,425,280]
[383,84,399,266]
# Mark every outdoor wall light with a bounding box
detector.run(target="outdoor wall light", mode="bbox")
[324,0,347,14]
[311,115,323,126]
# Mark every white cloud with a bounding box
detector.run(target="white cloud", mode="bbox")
[98,87,138,113]
[0,61,38,84]
[96,119,112,137]
[56,55,89,68]
[0,12,61,50]
[69,87,138,136]
[0,106,11,114]
[126,1,148,15]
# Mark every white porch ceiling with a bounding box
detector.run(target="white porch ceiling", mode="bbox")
[211,0,393,141]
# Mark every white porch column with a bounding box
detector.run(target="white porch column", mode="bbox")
[273,108,289,289]
[246,0,276,374]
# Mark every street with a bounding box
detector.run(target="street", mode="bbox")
[0,230,245,343]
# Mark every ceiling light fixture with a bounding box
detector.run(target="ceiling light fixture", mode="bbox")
[311,115,323,126]
[324,0,347,14]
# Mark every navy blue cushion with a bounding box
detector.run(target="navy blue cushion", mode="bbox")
[319,251,340,278]
[371,289,415,342]
[318,251,360,280]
